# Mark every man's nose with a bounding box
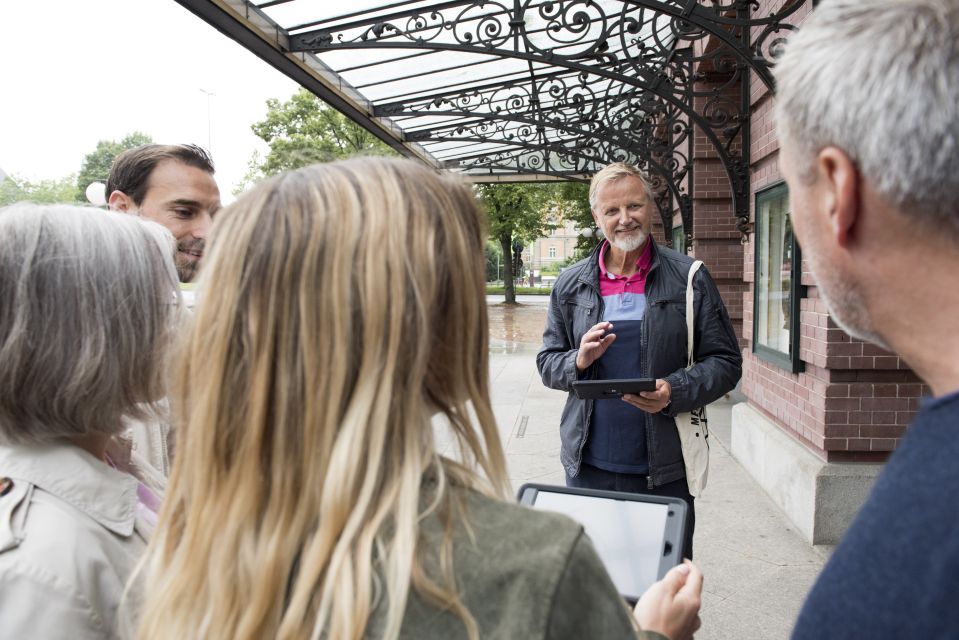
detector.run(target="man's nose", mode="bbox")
[617,208,632,225]
[192,211,214,240]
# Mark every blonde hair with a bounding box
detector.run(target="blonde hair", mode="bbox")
[588,162,654,210]
[137,157,509,640]
[0,203,177,444]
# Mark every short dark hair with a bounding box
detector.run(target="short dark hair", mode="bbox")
[106,144,215,205]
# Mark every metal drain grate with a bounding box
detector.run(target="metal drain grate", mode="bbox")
[516,415,529,438]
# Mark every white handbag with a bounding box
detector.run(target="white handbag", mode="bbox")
[674,260,710,497]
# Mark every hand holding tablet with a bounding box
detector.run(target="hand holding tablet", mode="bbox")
[635,561,703,640]
[572,378,657,400]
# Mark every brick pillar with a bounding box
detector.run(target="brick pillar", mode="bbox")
[688,78,746,345]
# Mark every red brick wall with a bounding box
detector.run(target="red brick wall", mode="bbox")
[687,72,746,344]
[741,0,927,462]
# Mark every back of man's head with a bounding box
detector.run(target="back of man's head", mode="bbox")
[773,0,959,237]
[106,144,215,206]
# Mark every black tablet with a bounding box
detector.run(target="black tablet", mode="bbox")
[517,483,687,603]
[572,378,657,400]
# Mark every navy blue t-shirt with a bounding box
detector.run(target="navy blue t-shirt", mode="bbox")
[582,315,648,474]
[792,390,959,639]
[582,241,654,475]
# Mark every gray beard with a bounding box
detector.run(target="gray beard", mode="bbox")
[611,229,648,253]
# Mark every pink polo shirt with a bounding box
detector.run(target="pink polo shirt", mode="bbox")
[598,239,653,297]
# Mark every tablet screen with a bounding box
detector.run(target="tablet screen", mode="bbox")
[518,485,685,600]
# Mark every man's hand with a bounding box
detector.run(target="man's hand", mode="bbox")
[634,560,703,640]
[575,321,616,371]
[622,378,671,413]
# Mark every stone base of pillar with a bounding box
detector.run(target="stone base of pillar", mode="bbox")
[730,403,883,545]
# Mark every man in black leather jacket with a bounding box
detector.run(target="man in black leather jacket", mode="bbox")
[537,163,742,557]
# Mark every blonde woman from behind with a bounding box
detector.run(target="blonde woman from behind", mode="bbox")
[137,158,701,640]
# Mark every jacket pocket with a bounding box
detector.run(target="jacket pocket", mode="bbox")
[650,296,685,311]
[562,296,598,336]
[561,296,595,312]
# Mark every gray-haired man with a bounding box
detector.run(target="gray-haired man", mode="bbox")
[537,162,742,559]
[774,0,959,637]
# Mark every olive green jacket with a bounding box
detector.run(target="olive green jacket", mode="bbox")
[363,484,668,640]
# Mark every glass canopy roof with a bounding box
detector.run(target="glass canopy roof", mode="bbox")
[175,0,801,233]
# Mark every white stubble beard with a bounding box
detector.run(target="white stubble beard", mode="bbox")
[611,227,648,253]
[803,237,892,351]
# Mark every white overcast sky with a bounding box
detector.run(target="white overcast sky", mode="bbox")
[0,0,302,200]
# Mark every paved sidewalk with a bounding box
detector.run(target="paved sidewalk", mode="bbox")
[486,299,827,640]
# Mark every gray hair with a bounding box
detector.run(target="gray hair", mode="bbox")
[0,203,179,445]
[588,162,654,210]
[773,0,959,236]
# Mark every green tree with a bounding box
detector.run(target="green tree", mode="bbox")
[478,183,554,304]
[1,173,79,206]
[238,88,395,193]
[554,181,600,256]
[75,132,154,202]
[485,240,504,282]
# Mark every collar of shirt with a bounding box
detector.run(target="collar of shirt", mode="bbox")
[597,239,653,283]
[0,439,139,536]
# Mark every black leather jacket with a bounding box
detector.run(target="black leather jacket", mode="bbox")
[536,239,742,486]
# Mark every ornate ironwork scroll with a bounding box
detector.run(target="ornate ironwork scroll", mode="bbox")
[287,0,800,240]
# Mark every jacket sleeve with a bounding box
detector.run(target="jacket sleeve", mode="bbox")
[663,264,743,415]
[536,286,584,392]
[546,530,662,640]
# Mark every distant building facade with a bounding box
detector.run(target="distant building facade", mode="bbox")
[522,215,581,282]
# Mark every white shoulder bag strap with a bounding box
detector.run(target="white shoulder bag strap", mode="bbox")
[677,259,708,497]
[686,260,703,368]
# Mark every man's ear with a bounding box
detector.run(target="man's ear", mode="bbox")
[107,190,135,213]
[815,147,861,248]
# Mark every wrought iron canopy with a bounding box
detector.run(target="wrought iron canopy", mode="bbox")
[173,0,801,238]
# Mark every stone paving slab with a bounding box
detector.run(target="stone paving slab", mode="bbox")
[486,299,827,640]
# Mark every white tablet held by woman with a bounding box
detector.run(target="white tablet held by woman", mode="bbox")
[517,483,688,603]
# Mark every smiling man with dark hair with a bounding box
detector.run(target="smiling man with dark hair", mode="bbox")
[107,144,220,282]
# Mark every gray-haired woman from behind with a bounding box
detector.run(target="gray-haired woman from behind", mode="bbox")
[0,203,178,639]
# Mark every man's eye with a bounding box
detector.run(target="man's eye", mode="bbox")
[628,203,643,210]
[174,209,194,218]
